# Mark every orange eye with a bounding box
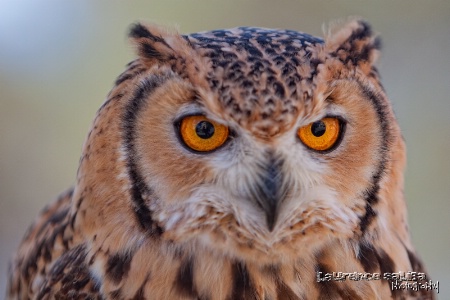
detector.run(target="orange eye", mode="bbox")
[298,117,341,151]
[179,115,229,152]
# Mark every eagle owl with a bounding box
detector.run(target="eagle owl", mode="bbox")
[7,19,434,299]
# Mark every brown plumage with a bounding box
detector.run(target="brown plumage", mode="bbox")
[7,19,434,299]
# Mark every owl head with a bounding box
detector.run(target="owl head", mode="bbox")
[73,19,407,264]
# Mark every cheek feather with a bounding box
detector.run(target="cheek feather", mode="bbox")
[134,82,216,203]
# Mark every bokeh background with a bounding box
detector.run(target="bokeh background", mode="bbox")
[1,0,449,297]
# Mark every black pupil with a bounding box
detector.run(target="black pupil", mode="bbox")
[311,121,326,137]
[195,121,215,139]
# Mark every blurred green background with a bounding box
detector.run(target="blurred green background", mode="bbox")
[1,0,449,297]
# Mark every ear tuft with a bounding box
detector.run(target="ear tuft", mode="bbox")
[129,23,154,40]
[128,22,180,64]
[324,18,381,68]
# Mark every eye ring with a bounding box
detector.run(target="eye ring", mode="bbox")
[297,117,345,152]
[176,115,229,153]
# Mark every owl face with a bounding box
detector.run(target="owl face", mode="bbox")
[84,20,402,263]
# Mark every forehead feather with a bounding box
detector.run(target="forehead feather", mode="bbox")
[185,27,325,138]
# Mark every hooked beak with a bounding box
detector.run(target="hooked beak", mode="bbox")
[252,153,284,232]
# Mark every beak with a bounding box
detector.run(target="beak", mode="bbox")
[253,153,284,231]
